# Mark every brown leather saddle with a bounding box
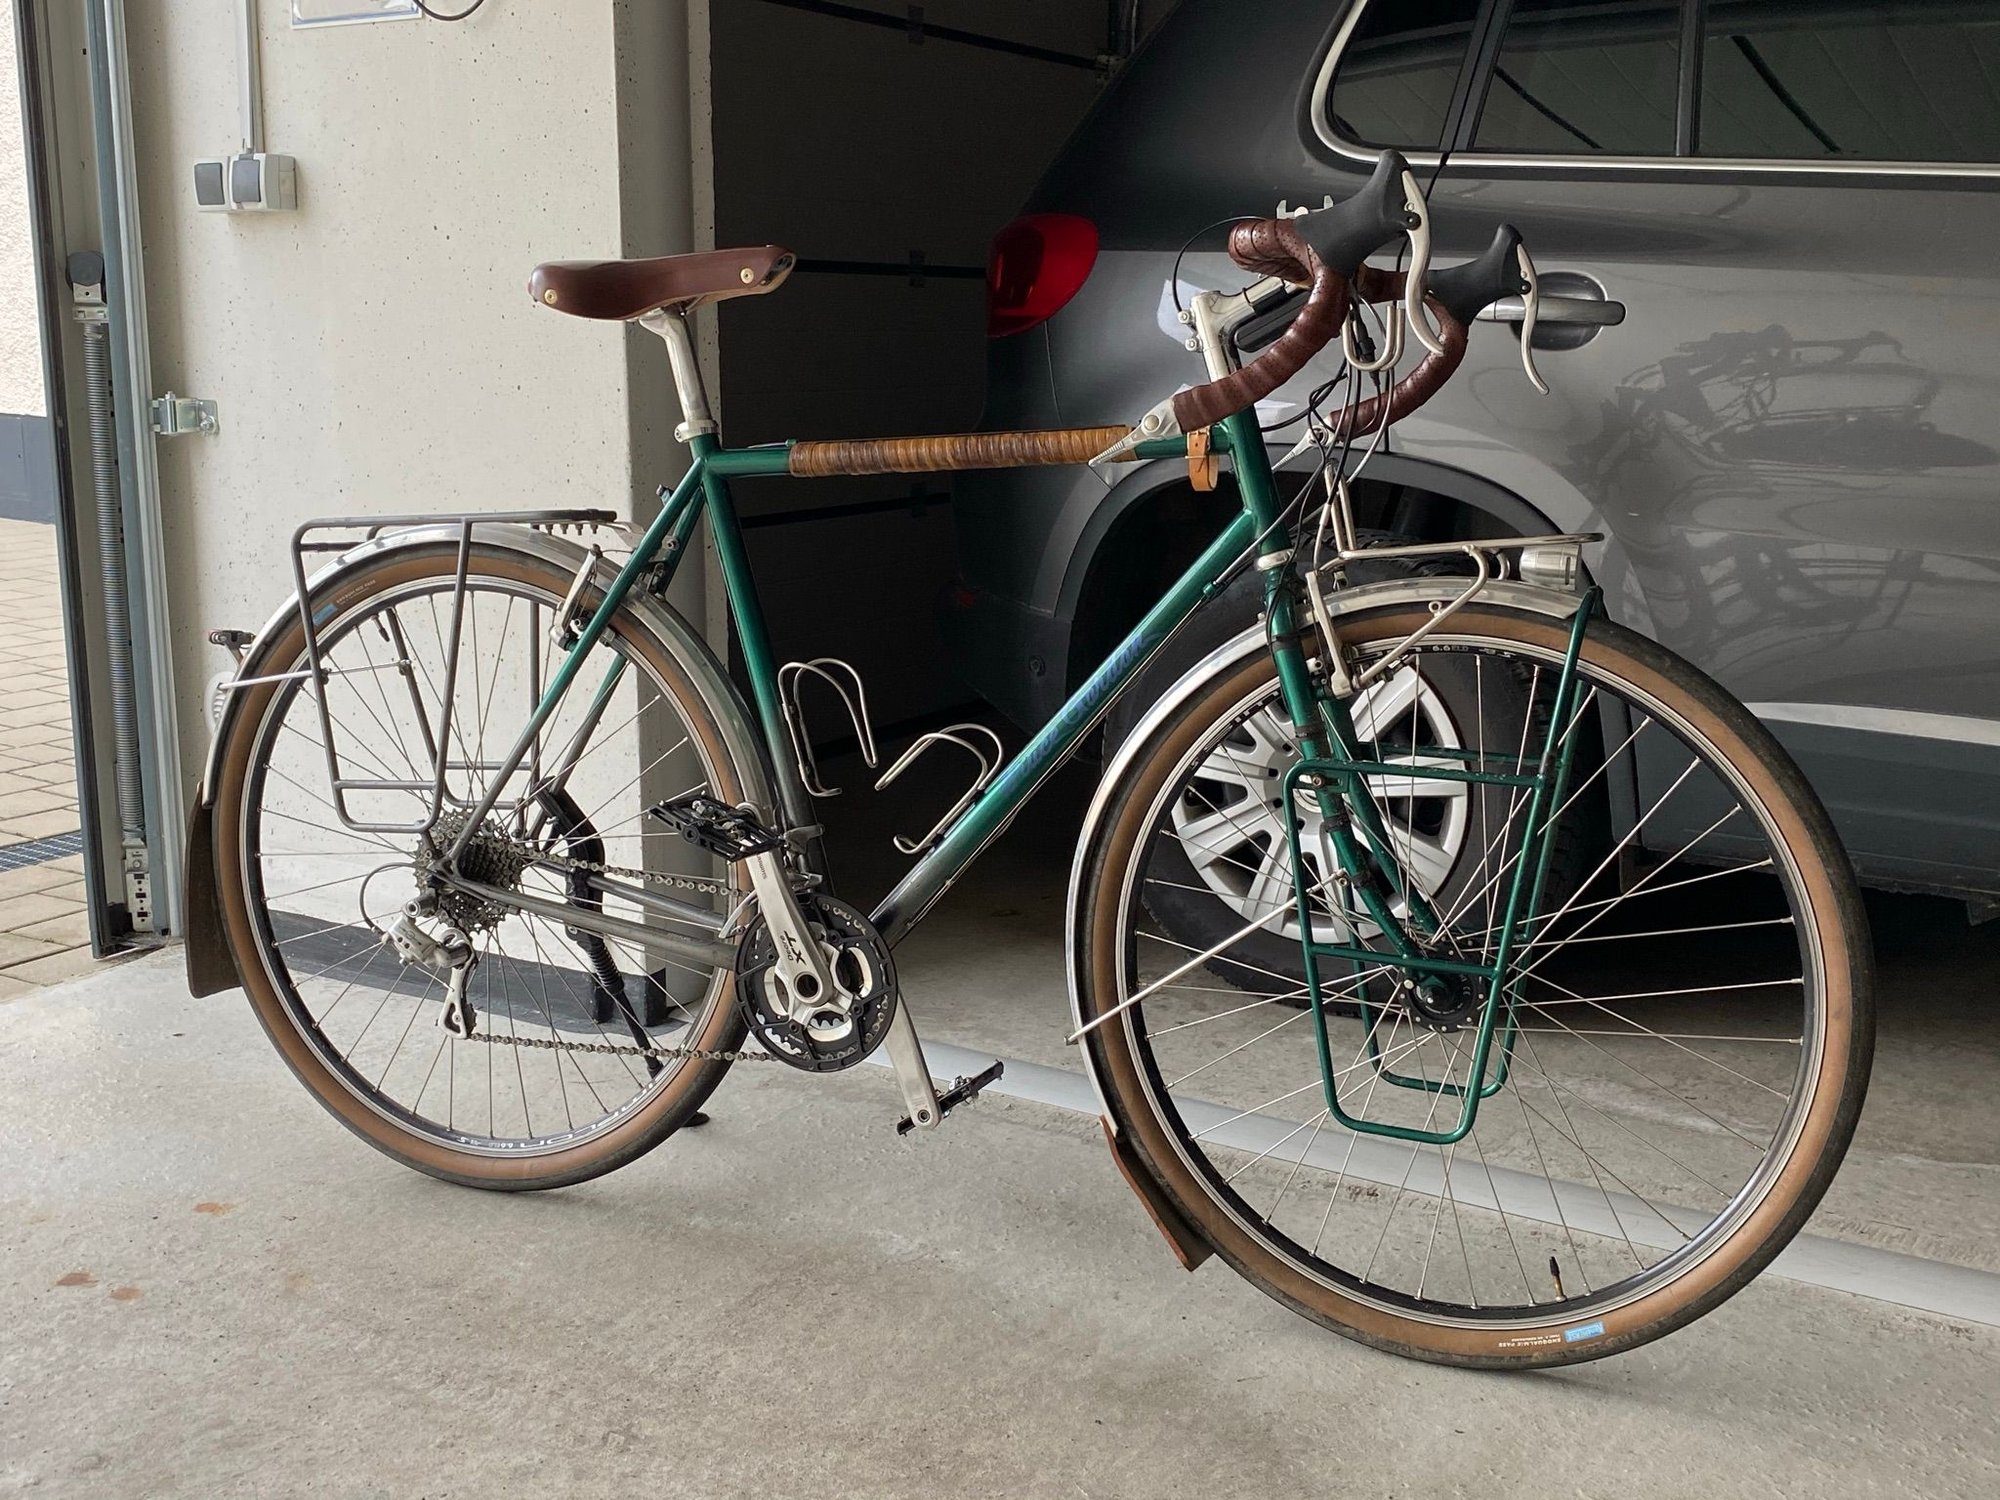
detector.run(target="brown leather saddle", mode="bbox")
[530,245,795,321]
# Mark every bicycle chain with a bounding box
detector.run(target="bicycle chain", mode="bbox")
[459,1027,775,1064]
[436,828,772,1062]
[495,836,732,898]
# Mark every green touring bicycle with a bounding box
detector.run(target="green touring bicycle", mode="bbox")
[186,151,1873,1367]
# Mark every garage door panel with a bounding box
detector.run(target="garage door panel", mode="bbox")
[720,276,987,444]
[714,3,1100,265]
[712,1,1110,726]
[821,0,1108,58]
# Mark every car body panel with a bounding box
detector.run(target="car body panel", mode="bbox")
[949,0,2000,894]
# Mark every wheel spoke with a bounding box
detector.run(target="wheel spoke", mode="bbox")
[1093,621,1858,1352]
[229,559,734,1167]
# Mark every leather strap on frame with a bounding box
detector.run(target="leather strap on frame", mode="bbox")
[1186,427,1219,491]
[787,426,1132,477]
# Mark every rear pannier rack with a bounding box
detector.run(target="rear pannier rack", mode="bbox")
[250,510,623,836]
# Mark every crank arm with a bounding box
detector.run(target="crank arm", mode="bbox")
[742,848,849,1020]
[896,1060,1004,1136]
[882,1004,944,1132]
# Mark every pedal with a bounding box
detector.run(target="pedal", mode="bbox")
[207,627,254,665]
[648,793,785,860]
[896,1060,1005,1136]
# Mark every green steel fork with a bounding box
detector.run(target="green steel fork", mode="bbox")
[1282,589,1599,1147]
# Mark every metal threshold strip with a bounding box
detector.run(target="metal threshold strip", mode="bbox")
[865,1038,2000,1329]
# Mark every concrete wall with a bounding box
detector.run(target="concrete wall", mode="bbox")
[124,0,698,782]
[1,0,53,526]
[0,0,42,419]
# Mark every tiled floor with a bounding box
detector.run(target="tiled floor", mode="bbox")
[0,516,95,993]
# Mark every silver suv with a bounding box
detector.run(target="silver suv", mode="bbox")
[945,0,2000,915]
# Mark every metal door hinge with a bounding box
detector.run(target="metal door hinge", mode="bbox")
[152,393,219,437]
[123,847,154,933]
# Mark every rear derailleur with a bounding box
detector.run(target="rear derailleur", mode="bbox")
[385,895,479,1038]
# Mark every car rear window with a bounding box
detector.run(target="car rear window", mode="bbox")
[1697,2,2000,162]
[1471,0,1683,155]
[1325,0,1484,151]
[1323,0,2000,169]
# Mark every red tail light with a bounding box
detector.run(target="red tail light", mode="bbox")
[986,213,1099,337]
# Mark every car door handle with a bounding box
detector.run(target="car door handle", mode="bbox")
[1476,294,1624,328]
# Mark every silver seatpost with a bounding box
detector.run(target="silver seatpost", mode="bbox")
[638,306,717,442]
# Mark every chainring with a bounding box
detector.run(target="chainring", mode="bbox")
[735,895,897,1073]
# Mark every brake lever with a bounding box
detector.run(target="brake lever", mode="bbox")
[1399,168,1448,358]
[1515,243,1550,394]
[1341,302,1404,373]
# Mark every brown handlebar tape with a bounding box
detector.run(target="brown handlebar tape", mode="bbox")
[787,426,1132,478]
[1169,233,1472,440]
[1325,267,1470,443]
[1174,219,1348,433]
[1225,217,1314,287]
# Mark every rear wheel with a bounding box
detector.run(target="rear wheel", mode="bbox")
[1076,603,1872,1366]
[212,538,753,1191]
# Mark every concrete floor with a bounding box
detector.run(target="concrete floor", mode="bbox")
[4,757,1998,1497]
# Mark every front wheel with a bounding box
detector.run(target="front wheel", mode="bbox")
[1074,602,1872,1367]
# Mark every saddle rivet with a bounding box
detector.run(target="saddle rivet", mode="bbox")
[542,289,558,305]
[739,266,755,284]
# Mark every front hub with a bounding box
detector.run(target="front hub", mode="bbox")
[1399,970,1484,1032]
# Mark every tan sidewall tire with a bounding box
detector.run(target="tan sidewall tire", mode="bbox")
[1079,604,1872,1367]
[214,544,751,1191]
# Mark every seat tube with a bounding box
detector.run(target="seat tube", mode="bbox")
[692,436,818,845]
[656,307,817,855]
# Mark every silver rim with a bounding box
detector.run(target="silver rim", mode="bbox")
[1168,663,1469,944]
[237,560,735,1160]
[1109,628,1830,1333]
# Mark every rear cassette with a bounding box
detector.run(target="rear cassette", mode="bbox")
[736,896,897,1072]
